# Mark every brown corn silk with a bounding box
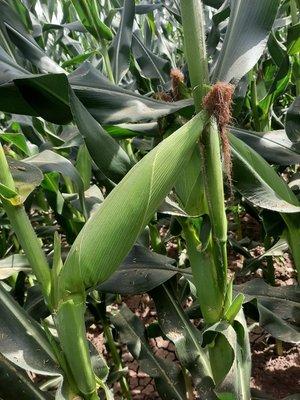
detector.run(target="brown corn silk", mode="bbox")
[170,68,185,100]
[203,82,234,187]
[153,91,173,102]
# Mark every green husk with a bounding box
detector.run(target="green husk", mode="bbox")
[58,111,209,299]
[200,119,228,299]
[181,219,224,324]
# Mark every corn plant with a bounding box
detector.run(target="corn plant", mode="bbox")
[0,0,299,399]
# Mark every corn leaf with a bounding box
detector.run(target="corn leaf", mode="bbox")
[109,0,135,83]
[0,354,52,400]
[235,279,300,343]
[0,253,30,279]
[0,46,29,83]
[0,131,31,156]
[212,0,280,83]
[8,157,43,202]
[70,0,113,41]
[0,283,59,375]
[69,63,192,124]
[0,0,63,74]
[0,59,192,125]
[132,32,171,83]
[230,133,300,212]
[76,144,92,191]
[98,244,180,295]
[287,23,300,55]
[69,91,132,183]
[151,283,215,395]
[203,311,251,400]
[111,304,187,400]
[230,127,300,165]
[285,96,300,143]
[26,150,84,195]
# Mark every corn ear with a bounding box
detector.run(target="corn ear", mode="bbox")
[181,219,224,324]
[199,118,228,297]
[174,147,206,216]
[58,111,209,298]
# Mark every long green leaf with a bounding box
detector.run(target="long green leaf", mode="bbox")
[69,90,132,183]
[235,279,300,343]
[132,32,171,83]
[98,244,180,294]
[286,96,300,143]
[0,283,59,375]
[203,311,251,400]
[111,304,186,400]
[69,63,190,124]
[8,157,43,202]
[26,149,85,201]
[0,253,30,278]
[212,0,280,82]
[230,133,300,213]
[0,62,192,125]
[70,0,113,41]
[0,354,52,400]
[4,73,73,124]
[230,127,300,165]
[0,0,63,73]
[109,0,135,83]
[152,283,214,395]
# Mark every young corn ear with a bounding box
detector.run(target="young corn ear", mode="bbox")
[199,118,228,301]
[58,110,209,299]
[55,111,209,398]
[181,219,225,324]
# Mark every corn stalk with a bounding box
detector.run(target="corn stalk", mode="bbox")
[180,0,251,397]
[180,0,228,323]
[0,145,51,303]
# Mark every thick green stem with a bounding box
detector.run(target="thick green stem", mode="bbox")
[101,39,115,83]
[180,0,228,320]
[250,72,261,131]
[102,318,132,400]
[0,145,51,303]
[181,219,224,324]
[180,0,209,111]
[291,0,298,26]
[290,1,300,96]
[55,295,98,399]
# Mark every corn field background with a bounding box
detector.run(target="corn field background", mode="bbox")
[0,0,299,399]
